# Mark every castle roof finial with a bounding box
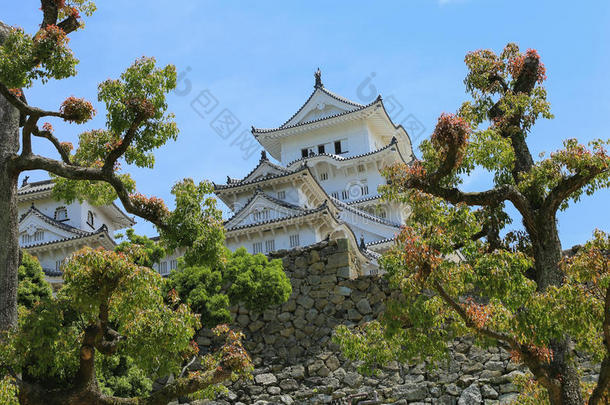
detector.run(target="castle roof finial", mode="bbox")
[21,176,29,187]
[260,150,267,161]
[360,236,366,250]
[314,68,323,89]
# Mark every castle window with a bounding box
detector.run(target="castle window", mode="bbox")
[34,230,44,242]
[252,242,263,254]
[277,190,286,199]
[290,234,300,248]
[331,191,339,199]
[265,239,275,253]
[21,234,30,244]
[55,260,62,272]
[253,209,270,222]
[318,144,325,154]
[358,164,366,173]
[87,210,94,228]
[301,148,308,158]
[319,172,328,181]
[361,184,369,195]
[334,141,342,154]
[54,206,68,221]
[159,261,168,275]
[341,190,349,200]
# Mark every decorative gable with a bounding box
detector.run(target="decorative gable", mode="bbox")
[281,87,363,129]
[224,192,304,230]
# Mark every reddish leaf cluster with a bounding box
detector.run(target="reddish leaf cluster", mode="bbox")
[213,325,252,372]
[510,344,554,365]
[59,141,73,153]
[508,49,547,84]
[125,97,156,119]
[8,88,23,97]
[396,226,442,283]
[431,113,470,168]
[60,96,95,124]
[34,24,68,46]
[129,193,170,221]
[42,122,53,132]
[464,298,492,329]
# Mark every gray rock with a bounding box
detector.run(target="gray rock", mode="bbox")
[355,298,372,314]
[458,383,482,405]
[254,373,277,385]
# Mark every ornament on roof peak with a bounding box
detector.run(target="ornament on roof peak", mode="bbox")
[22,176,29,187]
[314,68,323,89]
[260,150,267,162]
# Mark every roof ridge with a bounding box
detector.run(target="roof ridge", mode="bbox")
[253,97,380,134]
[21,205,91,236]
[225,203,328,232]
[285,136,398,168]
[331,197,401,228]
[223,190,304,226]
[214,164,307,191]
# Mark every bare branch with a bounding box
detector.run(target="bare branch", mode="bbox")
[0,83,65,119]
[102,114,144,173]
[542,167,608,217]
[432,280,518,346]
[14,154,166,229]
[31,126,71,164]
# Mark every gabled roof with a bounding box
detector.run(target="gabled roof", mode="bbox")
[235,151,290,184]
[224,190,304,231]
[225,201,331,233]
[252,96,379,135]
[214,164,303,192]
[17,179,54,197]
[17,178,135,229]
[20,205,90,237]
[331,197,401,228]
[285,136,409,169]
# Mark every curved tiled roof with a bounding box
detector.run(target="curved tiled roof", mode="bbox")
[269,85,365,131]
[214,164,306,191]
[331,197,401,228]
[285,136,401,169]
[22,224,112,250]
[235,151,290,184]
[20,205,90,236]
[253,96,381,135]
[366,237,396,247]
[223,190,304,226]
[225,202,329,232]
[17,179,54,196]
[348,195,384,205]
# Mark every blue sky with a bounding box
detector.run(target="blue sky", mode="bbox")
[6,0,610,248]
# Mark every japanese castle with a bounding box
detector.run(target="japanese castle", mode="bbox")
[214,70,414,275]
[17,178,134,287]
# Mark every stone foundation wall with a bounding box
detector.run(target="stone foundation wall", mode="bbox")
[182,239,599,405]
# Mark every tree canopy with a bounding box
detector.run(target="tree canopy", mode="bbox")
[335,44,610,405]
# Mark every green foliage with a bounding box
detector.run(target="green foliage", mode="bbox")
[0,25,79,89]
[0,377,18,405]
[167,247,292,328]
[336,44,610,400]
[17,251,52,309]
[96,354,153,398]
[115,228,165,268]
[224,247,292,313]
[51,56,178,205]
[0,247,201,390]
[161,179,226,268]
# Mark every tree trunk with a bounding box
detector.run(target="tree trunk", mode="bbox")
[531,214,585,405]
[0,89,21,331]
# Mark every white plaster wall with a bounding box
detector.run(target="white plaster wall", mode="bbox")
[279,121,371,165]
[226,226,317,254]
